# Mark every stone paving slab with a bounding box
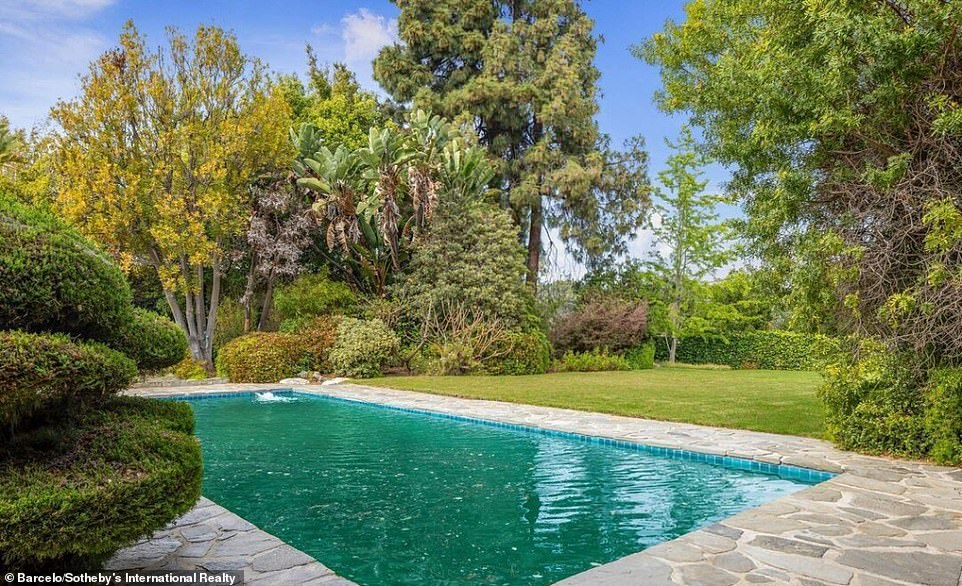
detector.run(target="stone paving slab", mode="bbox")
[129,382,962,586]
[108,497,356,585]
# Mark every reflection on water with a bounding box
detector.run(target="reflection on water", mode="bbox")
[188,393,808,586]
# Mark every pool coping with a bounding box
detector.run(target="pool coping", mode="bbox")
[127,383,962,586]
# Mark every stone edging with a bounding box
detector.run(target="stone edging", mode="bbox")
[129,383,962,586]
[108,495,356,585]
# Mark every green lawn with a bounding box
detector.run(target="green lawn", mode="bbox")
[363,368,826,438]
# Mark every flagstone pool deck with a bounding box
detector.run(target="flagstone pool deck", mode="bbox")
[124,382,962,586]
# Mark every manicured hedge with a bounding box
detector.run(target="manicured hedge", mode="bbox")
[485,331,551,375]
[114,308,188,372]
[0,396,202,570]
[215,318,340,383]
[215,332,307,383]
[0,193,133,342]
[655,330,841,370]
[0,331,137,430]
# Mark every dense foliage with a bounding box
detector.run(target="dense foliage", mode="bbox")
[115,309,188,372]
[0,198,200,569]
[375,0,650,279]
[819,343,962,464]
[273,271,357,331]
[215,332,310,383]
[396,199,530,329]
[0,397,201,570]
[643,0,962,365]
[550,297,648,355]
[654,331,840,371]
[0,192,133,342]
[0,331,136,431]
[329,318,400,378]
[484,331,552,376]
[52,22,292,371]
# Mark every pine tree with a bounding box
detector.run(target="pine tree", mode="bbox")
[374,0,647,286]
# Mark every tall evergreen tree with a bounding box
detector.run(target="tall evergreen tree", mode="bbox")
[374,0,648,286]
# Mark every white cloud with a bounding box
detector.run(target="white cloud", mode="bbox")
[0,0,114,129]
[308,8,398,92]
[341,8,397,65]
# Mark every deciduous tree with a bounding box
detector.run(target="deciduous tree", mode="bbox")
[642,0,962,365]
[647,127,730,362]
[53,22,292,372]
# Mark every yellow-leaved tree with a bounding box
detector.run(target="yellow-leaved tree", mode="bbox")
[53,22,292,372]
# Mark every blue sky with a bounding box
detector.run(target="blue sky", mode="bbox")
[0,0,731,274]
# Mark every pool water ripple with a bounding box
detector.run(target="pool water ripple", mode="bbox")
[187,392,813,586]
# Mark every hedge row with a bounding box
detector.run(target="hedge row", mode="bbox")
[0,396,202,570]
[654,330,841,370]
[0,330,137,430]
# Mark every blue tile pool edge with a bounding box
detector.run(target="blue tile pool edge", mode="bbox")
[160,388,836,485]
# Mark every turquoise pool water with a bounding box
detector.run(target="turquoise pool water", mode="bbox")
[185,391,816,586]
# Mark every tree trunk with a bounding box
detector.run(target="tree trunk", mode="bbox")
[526,198,542,292]
[257,269,276,331]
[669,335,678,364]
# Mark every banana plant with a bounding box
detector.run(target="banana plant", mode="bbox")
[356,127,417,270]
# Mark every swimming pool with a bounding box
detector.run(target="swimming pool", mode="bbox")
[182,390,825,585]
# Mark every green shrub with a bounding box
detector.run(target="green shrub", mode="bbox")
[818,342,962,463]
[329,318,399,378]
[0,193,133,342]
[274,271,356,330]
[625,342,656,370]
[0,396,202,570]
[655,330,841,370]
[485,331,551,375]
[172,356,208,380]
[553,349,633,373]
[215,332,306,383]
[0,331,137,431]
[926,369,962,465]
[114,308,187,372]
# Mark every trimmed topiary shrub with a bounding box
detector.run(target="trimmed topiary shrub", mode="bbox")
[0,330,137,431]
[0,396,202,570]
[215,332,306,383]
[329,318,399,378]
[550,298,648,355]
[114,308,188,372]
[625,342,656,370]
[0,193,133,342]
[485,331,551,375]
[274,271,357,331]
[655,330,841,370]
